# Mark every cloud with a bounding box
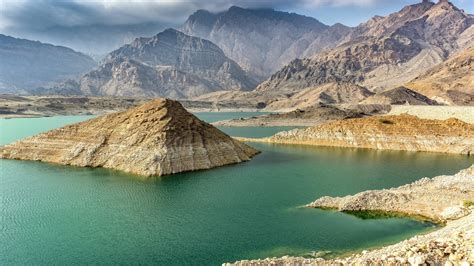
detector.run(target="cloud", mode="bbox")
[0,0,388,31]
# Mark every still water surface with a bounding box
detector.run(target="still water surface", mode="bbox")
[1,113,472,264]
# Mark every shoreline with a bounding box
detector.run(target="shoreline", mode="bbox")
[235,115,474,155]
[225,165,474,265]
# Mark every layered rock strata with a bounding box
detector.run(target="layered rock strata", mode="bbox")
[0,99,259,176]
[237,115,474,155]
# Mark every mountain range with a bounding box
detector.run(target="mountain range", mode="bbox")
[0,34,97,93]
[45,29,256,98]
[1,0,473,105]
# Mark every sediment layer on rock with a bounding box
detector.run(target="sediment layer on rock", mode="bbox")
[238,114,474,155]
[0,98,259,176]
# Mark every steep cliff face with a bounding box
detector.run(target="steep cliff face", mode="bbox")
[257,1,473,94]
[241,115,474,155]
[49,29,256,98]
[0,99,259,176]
[407,45,474,105]
[181,6,350,80]
[0,34,96,93]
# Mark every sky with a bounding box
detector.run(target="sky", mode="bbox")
[1,0,473,55]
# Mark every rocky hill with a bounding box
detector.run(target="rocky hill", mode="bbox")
[180,6,351,80]
[47,29,256,98]
[264,83,374,111]
[0,98,259,176]
[407,45,474,105]
[239,114,474,155]
[361,86,438,105]
[0,34,96,93]
[256,1,473,95]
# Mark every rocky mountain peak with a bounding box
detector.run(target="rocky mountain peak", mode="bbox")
[180,6,343,80]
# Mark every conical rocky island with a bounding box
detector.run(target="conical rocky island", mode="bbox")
[0,99,259,176]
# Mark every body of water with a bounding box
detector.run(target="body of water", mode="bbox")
[1,113,472,264]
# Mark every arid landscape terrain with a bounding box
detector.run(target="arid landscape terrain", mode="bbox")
[0,0,473,265]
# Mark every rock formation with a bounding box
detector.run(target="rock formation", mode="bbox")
[213,104,365,127]
[361,86,438,105]
[226,165,474,265]
[45,29,256,98]
[256,1,473,94]
[238,114,474,155]
[308,165,474,222]
[0,34,96,94]
[180,6,351,80]
[407,45,474,105]
[0,99,259,176]
[263,83,375,111]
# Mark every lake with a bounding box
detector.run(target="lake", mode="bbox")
[1,113,473,265]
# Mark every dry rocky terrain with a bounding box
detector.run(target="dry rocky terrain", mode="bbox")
[213,104,390,127]
[226,165,474,265]
[0,99,259,176]
[238,114,474,155]
[407,45,474,105]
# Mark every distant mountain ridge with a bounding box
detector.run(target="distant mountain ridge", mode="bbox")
[0,34,97,93]
[180,6,351,81]
[46,29,256,98]
[256,0,474,95]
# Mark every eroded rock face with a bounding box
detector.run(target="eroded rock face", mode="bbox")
[180,6,350,81]
[46,29,256,99]
[256,1,473,93]
[241,114,474,155]
[407,45,474,105]
[0,99,259,176]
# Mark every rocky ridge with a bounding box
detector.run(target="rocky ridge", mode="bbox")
[181,6,351,80]
[237,114,474,155]
[225,165,474,265]
[0,34,96,93]
[361,86,438,105]
[256,1,473,95]
[46,29,256,99]
[0,98,259,176]
[407,45,474,105]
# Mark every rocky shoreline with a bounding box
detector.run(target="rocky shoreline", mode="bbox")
[237,114,474,155]
[225,165,474,265]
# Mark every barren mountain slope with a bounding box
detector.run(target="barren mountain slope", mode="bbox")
[406,45,474,105]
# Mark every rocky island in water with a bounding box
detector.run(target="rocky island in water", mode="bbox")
[0,99,259,176]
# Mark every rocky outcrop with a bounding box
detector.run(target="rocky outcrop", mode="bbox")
[0,98,259,176]
[226,166,474,266]
[181,6,351,80]
[213,104,369,127]
[0,34,96,94]
[46,29,256,99]
[238,114,474,155]
[256,1,473,94]
[407,45,474,105]
[263,83,374,111]
[309,165,474,222]
[361,86,438,105]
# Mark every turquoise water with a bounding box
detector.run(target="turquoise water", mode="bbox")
[1,114,473,265]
